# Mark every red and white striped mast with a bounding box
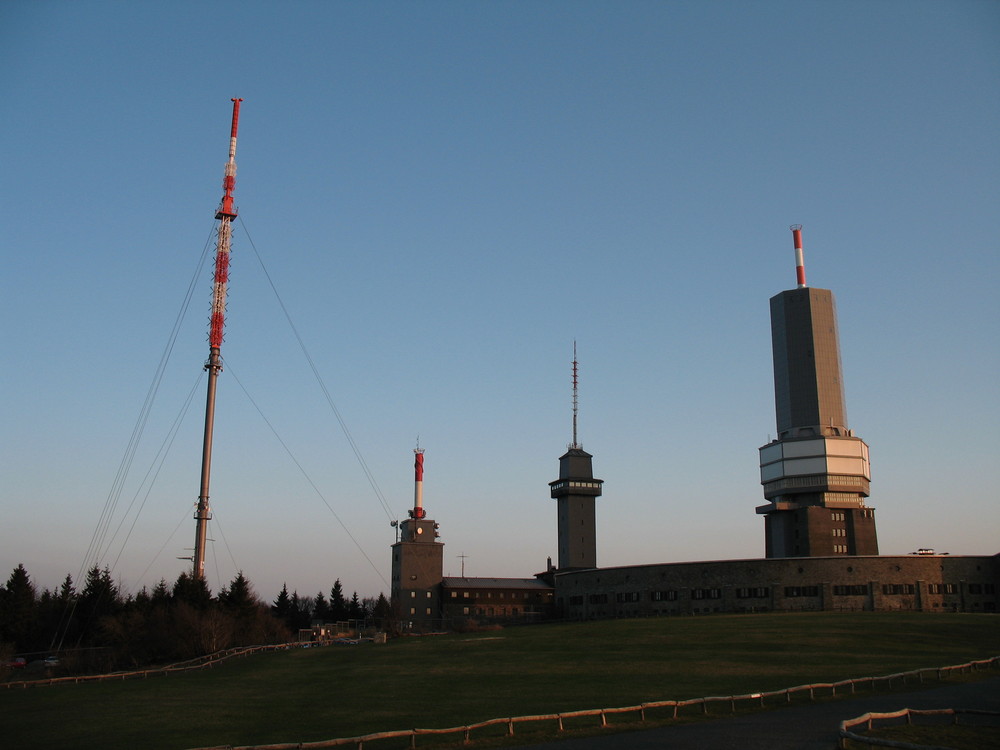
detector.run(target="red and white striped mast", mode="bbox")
[193,98,243,580]
[790,224,807,288]
[411,443,426,519]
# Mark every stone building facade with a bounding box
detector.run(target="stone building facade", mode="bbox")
[554,554,999,619]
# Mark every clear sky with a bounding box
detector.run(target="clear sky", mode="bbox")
[2,0,998,605]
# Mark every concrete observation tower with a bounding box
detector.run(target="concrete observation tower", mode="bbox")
[550,344,603,570]
[757,226,878,557]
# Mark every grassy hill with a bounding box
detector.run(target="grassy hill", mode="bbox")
[2,612,998,750]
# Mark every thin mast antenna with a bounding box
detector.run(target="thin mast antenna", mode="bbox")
[790,224,806,288]
[571,341,581,449]
[193,98,243,580]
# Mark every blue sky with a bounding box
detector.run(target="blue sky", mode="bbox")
[2,0,998,603]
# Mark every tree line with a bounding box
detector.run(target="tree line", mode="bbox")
[0,564,392,674]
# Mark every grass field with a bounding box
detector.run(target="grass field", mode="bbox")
[1,612,997,750]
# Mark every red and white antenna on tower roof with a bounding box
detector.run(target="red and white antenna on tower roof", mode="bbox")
[790,224,807,289]
[411,442,426,519]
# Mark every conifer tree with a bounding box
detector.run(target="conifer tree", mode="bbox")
[349,591,362,620]
[0,564,37,650]
[329,579,348,622]
[271,584,291,621]
[312,591,330,623]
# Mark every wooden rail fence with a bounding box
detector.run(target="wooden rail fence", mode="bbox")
[839,707,1000,749]
[1,642,305,689]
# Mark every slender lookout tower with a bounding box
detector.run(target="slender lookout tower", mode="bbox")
[193,98,244,580]
[757,226,877,557]
[391,446,444,629]
[550,344,603,570]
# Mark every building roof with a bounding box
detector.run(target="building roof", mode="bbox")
[441,576,552,591]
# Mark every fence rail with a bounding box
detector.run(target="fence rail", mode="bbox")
[182,655,998,750]
[839,707,1000,749]
[1,642,308,689]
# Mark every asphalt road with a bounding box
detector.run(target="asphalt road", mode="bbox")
[516,675,1000,749]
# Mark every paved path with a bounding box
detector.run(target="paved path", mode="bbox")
[516,676,1000,749]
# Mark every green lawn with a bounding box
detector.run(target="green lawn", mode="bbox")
[861,724,1000,750]
[1,612,997,750]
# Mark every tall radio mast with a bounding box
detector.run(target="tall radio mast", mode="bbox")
[193,98,243,580]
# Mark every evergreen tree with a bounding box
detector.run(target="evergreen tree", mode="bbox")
[0,564,37,650]
[151,578,171,606]
[329,579,348,622]
[373,592,392,621]
[46,572,79,653]
[287,591,312,631]
[172,572,212,610]
[312,591,330,623]
[272,583,291,621]
[58,574,76,603]
[78,566,121,644]
[219,571,257,617]
[349,591,362,621]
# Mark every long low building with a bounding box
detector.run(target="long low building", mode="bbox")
[441,577,554,623]
[554,554,999,619]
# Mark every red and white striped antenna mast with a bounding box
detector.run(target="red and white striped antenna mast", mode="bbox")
[193,98,243,580]
[411,440,426,519]
[790,224,807,288]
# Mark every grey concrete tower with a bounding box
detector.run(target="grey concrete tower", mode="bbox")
[390,448,444,629]
[550,345,603,570]
[757,226,878,557]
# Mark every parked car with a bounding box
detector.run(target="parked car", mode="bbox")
[43,656,60,667]
[8,657,26,669]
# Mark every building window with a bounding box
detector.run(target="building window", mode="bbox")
[737,587,770,599]
[409,607,415,615]
[651,590,677,602]
[450,592,457,598]
[410,591,416,598]
[588,594,608,605]
[569,595,584,605]
[785,586,819,597]
[615,592,640,603]
[693,588,721,600]
[833,585,868,596]
[882,584,915,595]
